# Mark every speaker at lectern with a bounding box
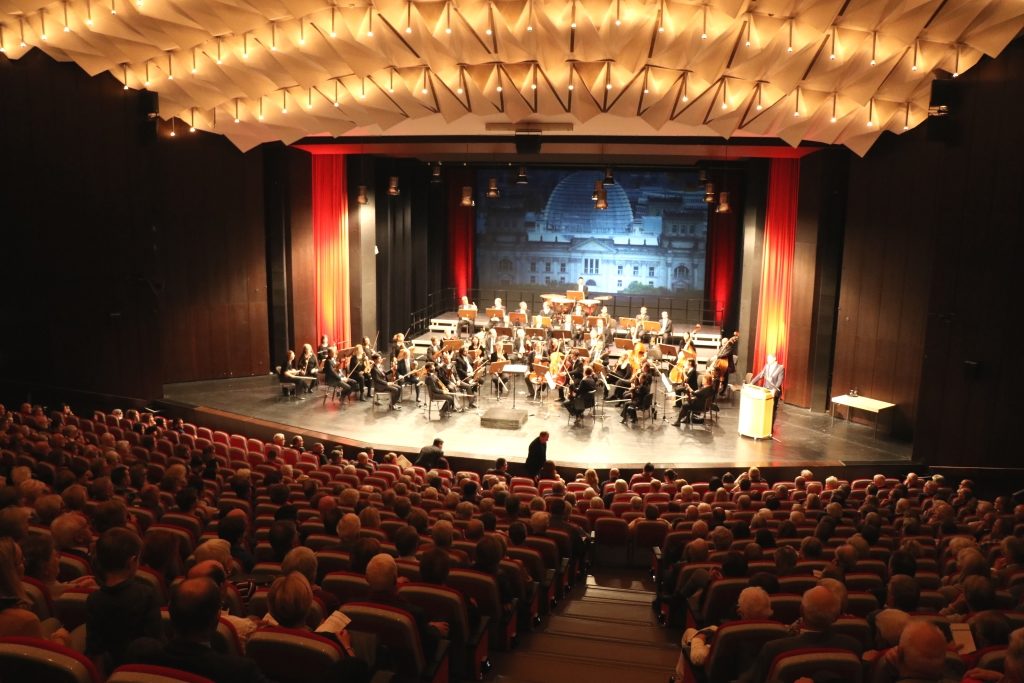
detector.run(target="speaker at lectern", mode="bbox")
[739,384,774,439]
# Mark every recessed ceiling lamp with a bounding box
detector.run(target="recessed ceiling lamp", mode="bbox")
[514,166,528,185]
[486,178,501,198]
[594,188,608,210]
[704,181,715,204]
[591,180,602,201]
[387,176,400,196]
[602,167,615,186]
[430,163,442,183]
[461,186,475,206]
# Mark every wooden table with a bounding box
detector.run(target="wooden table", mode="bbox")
[830,394,896,438]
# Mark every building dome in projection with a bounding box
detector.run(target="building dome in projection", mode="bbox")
[542,171,633,235]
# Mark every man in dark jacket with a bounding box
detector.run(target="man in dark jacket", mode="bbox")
[525,431,549,478]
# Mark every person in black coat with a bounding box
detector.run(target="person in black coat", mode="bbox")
[416,438,445,469]
[525,431,549,478]
[125,577,272,683]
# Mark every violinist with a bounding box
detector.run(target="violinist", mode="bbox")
[393,334,421,403]
[369,353,402,410]
[322,347,356,402]
[570,304,586,343]
[296,344,320,392]
[538,300,554,326]
[669,358,698,407]
[672,373,715,426]
[620,371,652,424]
[282,349,316,393]
[609,353,634,402]
[512,327,529,361]
[424,362,455,417]
[591,360,612,400]
[361,335,377,356]
[347,344,372,400]
[557,349,585,403]
[566,367,598,425]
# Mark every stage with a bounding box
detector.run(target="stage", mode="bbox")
[163,376,913,471]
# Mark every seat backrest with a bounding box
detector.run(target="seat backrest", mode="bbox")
[594,517,629,544]
[523,536,559,568]
[53,586,95,630]
[767,647,863,683]
[321,571,370,605]
[212,617,243,657]
[704,620,788,683]
[768,594,803,624]
[398,583,471,647]
[343,602,427,677]
[0,636,101,683]
[833,617,872,650]
[975,646,1008,672]
[247,627,342,683]
[507,546,546,583]
[633,521,668,548]
[699,578,748,625]
[21,577,53,620]
[108,664,215,683]
[447,568,504,617]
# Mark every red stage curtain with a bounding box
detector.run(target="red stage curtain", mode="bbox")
[311,154,351,346]
[753,158,800,374]
[704,174,740,328]
[447,167,475,299]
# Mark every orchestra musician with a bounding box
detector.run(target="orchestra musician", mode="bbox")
[393,333,421,403]
[427,336,443,361]
[515,301,529,325]
[316,334,332,363]
[566,367,598,425]
[620,371,652,424]
[714,330,740,398]
[669,358,699,407]
[296,344,320,392]
[322,347,356,402]
[453,347,480,408]
[435,355,467,412]
[679,324,700,362]
[557,349,585,403]
[672,373,715,426]
[369,353,402,410]
[632,306,650,340]
[424,362,455,417]
[511,327,529,361]
[526,342,547,400]
[657,311,672,344]
[361,335,376,356]
[346,344,372,400]
[609,353,634,402]
[489,339,510,398]
[281,349,316,393]
[570,303,586,343]
[457,295,478,337]
[575,276,589,297]
[489,297,507,327]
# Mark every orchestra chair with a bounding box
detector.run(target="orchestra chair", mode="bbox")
[0,636,102,683]
[765,648,863,683]
[246,627,343,683]
[397,582,491,681]
[107,664,214,683]
[701,620,788,683]
[634,391,656,427]
[343,602,450,683]
[680,392,714,430]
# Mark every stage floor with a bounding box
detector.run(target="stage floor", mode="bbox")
[163,376,913,471]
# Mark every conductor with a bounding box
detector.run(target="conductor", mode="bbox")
[525,431,550,478]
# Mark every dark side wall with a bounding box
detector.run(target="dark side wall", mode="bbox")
[834,39,1023,460]
[0,50,270,399]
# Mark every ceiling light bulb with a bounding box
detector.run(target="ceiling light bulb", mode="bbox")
[63,26,70,32]
[41,33,48,41]
[216,58,222,64]
[830,116,836,123]
[531,83,537,90]
[367,29,373,37]
[870,58,876,66]
[122,82,128,90]
[605,83,612,90]
[189,126,195,132]
[745,40,750,46]
[456,87,463,94]
[270,44,277,51]
[911,64,918,71]
[643,87,649,94]
[527,24,533,31]
[388,86,394,93]
[903,124,909,130]
[191,67,197,74]
[242,52,248,59]
[169,129,175,136]
[867,120,874,127]
[659,25,665,33]
[330,31,337,37]
[830,53,836,60]
[282,107,287,113]
[682,94,689,102]
[793,110,799,117]
[258,113,263,120]
[86,17,93,25]
[144,79,150,86]
[445,26,451,34]
[615,19,621,26]
[567,84,574,91]
[756,103,763,111]
[485,28,492,35]
[787,46,793,52]
[952,71,959,78]
[234,117,240,123]
[700,32,706,39]
[167,74,173,80]
[496,85,502,92]
[333,101,339,107]
[111,8,116,14]
[570,21,576,28]
[298,37,305,45]
[421,87,428,94]
[721,101,728,110]
[405,26,412,33]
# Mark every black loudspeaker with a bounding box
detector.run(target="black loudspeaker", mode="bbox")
[137,90,159,143]
[926,78,962,144]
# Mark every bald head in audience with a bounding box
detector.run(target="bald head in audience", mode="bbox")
[801,586,841,631]
[895,621,948,680]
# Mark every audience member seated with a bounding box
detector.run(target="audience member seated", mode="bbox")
[86,527,163,674]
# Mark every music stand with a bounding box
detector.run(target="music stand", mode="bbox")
[537,316,552,329]
[614,338,635,350]
[565,291,584,301]
[486,307,505,320]
[509,312,527,326]
[488,360,509,401]
[550,329,571,340]
[504,363,528,408]
[571,315,585,327]
[619,316,637,329]
[495,326,513,339]
[586,316,602,329]
[442,338,463,352]
[500,342,513,355]
[526,327,547,339]
[458,307,477,321]
[337,346,355,359]
[658,343,679,358]
[643,321,661,333]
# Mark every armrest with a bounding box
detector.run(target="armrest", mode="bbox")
[469,615,491,647]
[653,546,663,560]
[424,639,450,679]
[558,557,570,576]
[543,569,555,586]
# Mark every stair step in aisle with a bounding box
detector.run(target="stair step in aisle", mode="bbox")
[487,571,678,683]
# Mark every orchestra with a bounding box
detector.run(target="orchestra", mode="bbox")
[280,289,741,434]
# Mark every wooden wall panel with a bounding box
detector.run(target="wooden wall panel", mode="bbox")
[0,50,269,397]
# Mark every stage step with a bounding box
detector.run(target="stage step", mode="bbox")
[480,406,529,430]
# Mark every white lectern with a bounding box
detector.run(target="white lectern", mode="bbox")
[739,384,773,439]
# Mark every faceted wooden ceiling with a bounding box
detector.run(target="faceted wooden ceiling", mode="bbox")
[2,0,1022,153]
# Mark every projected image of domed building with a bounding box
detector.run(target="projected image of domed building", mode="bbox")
[476,168,707,296]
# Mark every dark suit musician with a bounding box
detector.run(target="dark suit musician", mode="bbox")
[566,368,598,424]
[620,372,652,424]
[673,374,715,426]
[424,362,455,417]
[322,348,355,401]
[370,354,402,410]
[575,276,589,297]
[347,345,373,400]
